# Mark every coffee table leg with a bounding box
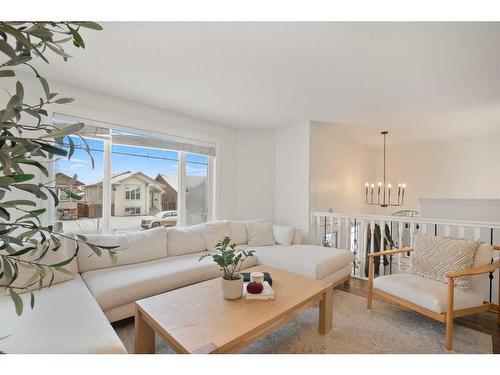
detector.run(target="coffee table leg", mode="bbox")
[319,286,333,334]
[135,307,155,354]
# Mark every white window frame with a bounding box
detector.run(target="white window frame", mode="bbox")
[50,114,216,234]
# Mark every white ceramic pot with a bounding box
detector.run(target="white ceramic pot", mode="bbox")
[221,276,243,300]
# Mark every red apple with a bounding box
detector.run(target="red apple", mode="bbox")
[246,281,264,294]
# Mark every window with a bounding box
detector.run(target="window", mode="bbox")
[52,114,215,234]
[125,207,141,215]
[125,185,141,200]
[184,153,209,226]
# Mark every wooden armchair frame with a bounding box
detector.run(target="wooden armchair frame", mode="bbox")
[367,247,500,351]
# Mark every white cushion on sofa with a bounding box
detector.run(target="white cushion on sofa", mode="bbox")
[167,226,206,256]
[374,273,484,313]
[77,227,168,273]
[273,225,295,246]
[247,222,275,246]
[81,252,258,312]
[199,221,230,250]
[0,275,126,353]
[227,219,266,245]
[253,245,354,279]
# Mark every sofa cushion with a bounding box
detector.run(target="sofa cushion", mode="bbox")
[227,221,248,245]
[77,227,168,273]
[167,226,206,256]
[247,222,275,246]
[409,234,481,292]
[374,273,484,313]
[0,275,126,353]
[253,245,354,279]
[227,219,266,245]
[199,221,230,251]
[81,252,258,312]
[273,225,295,246]
[0,234,77,293]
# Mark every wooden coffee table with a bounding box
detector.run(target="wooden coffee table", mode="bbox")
[134,266,333,354]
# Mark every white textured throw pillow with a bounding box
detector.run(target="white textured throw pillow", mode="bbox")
[200,221,230,251]
[273,225,296,246]
[247,222,275,246]
[409,234,481,291]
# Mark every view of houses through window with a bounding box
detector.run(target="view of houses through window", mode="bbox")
[54,115,213,234]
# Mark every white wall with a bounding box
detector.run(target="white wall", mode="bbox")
[274,123,311,241]
[374,135,500,215]
[235,130,276,221]
[309,122,377,215]
[8,72,240,221]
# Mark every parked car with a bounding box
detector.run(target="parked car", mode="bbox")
[141,210,177,229]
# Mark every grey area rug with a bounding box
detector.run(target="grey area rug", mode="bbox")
[114,289,492,354]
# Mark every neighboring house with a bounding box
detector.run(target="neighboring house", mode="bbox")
[84,171,165,217]
[155,174,178,211]
[55,172,86,220]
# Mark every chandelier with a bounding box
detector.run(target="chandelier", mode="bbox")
[365,131,406,207]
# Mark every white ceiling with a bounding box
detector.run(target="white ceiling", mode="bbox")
[36,22,500,146]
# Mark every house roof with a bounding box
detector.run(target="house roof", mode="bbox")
[156,174,178,192]
[55,172,85,187]
[156,174,206,193]
[84,171,165,192]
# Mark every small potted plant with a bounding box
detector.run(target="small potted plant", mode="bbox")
[199,237,255,300]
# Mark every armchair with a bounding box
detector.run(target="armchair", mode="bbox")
[367,244,500,351]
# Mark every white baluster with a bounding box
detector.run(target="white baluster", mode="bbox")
[345,218,351,250]
[474,227,481,241]
[337,218,343,249]
[370,220,375,257]
[459,226,465,239]
[398,221,404,269]
[329,216,334,247]
[410,222,416,248]
[379,220,386,275]
[360,219,367,278]
[316,215,321,245]
[421,223,427,235]
[444,225,451,237]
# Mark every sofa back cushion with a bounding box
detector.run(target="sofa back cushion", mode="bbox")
[167,226,206,256]
[409,234,481,292]
[77,227,168,273]
[0,235,77,294]
[199,221,230,251]
[227,219,266,245]
[273,225,296,246]
[247,222,275,246]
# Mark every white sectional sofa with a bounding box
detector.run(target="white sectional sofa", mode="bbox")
[0,220,354,353]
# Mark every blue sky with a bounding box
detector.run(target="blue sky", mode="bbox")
[56,137,208,185]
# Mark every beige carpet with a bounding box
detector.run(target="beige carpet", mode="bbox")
[114,289,492,354]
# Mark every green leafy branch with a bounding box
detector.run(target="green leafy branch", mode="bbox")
[0,21,118,316]
[199,237,255,280]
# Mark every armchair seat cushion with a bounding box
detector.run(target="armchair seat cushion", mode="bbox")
[373,273,484,313]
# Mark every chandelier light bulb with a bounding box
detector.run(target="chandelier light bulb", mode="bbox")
[365,182,369,187]
[378,182,382,186]
[388,183,392,188]
[371,183,374,188]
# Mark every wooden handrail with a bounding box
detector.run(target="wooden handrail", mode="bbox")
[446,261,500,278]
[367,248,412,258]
